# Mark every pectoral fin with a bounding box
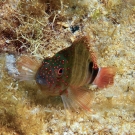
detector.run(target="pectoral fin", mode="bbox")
[61,86,94,112]
[16,55,41,81]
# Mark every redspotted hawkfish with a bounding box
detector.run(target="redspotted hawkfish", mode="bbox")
[6,36,115,111]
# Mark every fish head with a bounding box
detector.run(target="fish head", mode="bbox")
[36,53,70,95]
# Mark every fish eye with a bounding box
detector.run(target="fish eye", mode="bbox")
[57,68,63,76]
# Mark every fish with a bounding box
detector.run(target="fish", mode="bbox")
[6,36,116,111]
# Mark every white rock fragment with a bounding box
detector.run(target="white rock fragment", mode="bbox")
[5,54,19,76]
[63,130,74,135]
[30,107,40,115]
[71,122,79,132]
[122,123,131,134]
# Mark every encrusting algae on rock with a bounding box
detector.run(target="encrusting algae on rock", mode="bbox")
[6,36,116,112]
[1,0,135,134]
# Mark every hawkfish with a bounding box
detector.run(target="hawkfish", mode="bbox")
[6,36,115,111]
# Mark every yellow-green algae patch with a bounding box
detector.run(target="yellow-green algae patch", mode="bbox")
[0,0,135,134]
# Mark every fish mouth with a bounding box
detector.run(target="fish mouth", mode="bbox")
[36,78,44,85]
[35,70,48,85]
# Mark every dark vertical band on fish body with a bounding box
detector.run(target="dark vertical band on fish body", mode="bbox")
[89,62,99,84]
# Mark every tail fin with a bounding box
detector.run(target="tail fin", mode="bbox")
[93,67,116,88]
[6,55,41,81]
